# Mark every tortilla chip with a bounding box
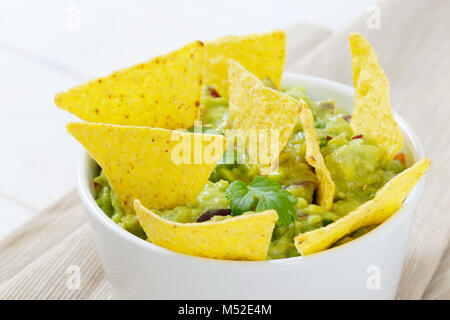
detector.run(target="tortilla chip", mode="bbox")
[349,33,403,160]
[295,158,430,255]
[134,200,278,260]
[56,41,204,129]
[67,122,225,214]
[300,107,335,210]
[228,60,302,174]
[204,30,286,98]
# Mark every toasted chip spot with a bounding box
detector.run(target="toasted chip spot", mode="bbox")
[295,158,430,255]
[300,107,335,210]
[349,33,403,160]
[67,123,225,214]
[228,60,302,174]
[204,30,286,98]
[134,200,278,261]
[55,41,204,129]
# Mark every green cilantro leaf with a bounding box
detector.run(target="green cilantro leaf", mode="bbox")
[225,176,297,226]
[248,176,281,192]
[225,180,255,215]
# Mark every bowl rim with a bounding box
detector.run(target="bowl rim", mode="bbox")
[77,73,426,266]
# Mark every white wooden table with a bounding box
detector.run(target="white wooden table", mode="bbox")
[0,0,374,238]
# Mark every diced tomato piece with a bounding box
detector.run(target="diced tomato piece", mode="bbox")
[394,152,406,164]
[207,86,221,98]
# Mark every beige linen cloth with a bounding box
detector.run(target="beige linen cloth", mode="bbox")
[0,0,449,299]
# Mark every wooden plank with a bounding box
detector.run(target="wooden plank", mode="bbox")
[0,189,84,283]
[423,243,450,300]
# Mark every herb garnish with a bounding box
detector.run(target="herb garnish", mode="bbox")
[225,176,297,226]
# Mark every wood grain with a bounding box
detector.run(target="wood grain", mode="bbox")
[423,243,450,300]
[0,190,113,299]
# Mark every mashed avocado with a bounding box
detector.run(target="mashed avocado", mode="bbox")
[94,85,406,259]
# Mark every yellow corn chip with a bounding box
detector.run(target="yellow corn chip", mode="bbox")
[67,122,225,214]
[349,33,403,160]
[295,158,430,255]
[204,30,286,98]
[134,200,278,260]
[56,41,204,129]
[228,60,302,174]
[300,107,335,210]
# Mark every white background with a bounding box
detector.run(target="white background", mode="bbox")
[0,0,376,238]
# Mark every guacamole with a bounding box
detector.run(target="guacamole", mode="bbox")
[94,85,406,259]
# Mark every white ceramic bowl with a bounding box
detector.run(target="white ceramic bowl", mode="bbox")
[78,73,426,299]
